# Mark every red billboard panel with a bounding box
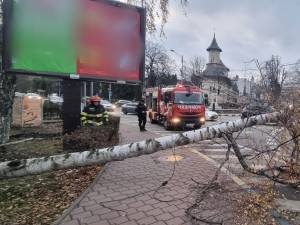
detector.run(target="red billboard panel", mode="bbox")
[77,0,144,82]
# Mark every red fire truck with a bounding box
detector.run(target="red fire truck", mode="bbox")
[145,82,206,130]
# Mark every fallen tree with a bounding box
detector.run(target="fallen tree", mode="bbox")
[0,113,280,179]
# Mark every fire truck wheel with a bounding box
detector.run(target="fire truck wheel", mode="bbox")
[194,124,201,129]
[163,120,172,130]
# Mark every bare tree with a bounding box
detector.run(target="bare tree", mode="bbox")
[189,56,206,76]
[255,56,287,104]
[189,56,206,86]
[145,41,174,87]
[127,0,188,36]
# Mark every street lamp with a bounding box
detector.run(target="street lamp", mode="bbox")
[170,49,184,80]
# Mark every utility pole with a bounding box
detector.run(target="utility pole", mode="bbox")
[170,49,186,81]
[181,55,184,79]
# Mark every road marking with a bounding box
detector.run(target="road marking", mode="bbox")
[190,148,250,188]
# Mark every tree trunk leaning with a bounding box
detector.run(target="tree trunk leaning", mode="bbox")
[0,73,16,144]
[0,112,280,179]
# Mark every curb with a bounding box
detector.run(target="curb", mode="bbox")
[221,114,240,117]
[52,163,109,225]
[271,209,293,225]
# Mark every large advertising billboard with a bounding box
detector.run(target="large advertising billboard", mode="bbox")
[3,0,146,83]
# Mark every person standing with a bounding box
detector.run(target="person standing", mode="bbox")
[135,100,147,131]
[80,96,108,126]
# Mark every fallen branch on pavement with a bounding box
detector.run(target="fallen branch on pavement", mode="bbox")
[0,112,280,179]
[186,134,232,224]
[223,132,300,187]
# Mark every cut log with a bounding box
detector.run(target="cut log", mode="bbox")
[0,113,280,179]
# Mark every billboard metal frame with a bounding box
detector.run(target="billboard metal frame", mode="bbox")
[2,0,146,85]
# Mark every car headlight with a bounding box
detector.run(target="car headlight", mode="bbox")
[172,117,181,123]
[112,104,116,109]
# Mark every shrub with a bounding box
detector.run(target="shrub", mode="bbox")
[63,115,120,152]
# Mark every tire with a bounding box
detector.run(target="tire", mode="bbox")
[194,124,201,129]
[163,120,172,130]
[123,111,128,115]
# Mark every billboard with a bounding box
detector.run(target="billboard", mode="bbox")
[3,0,146,84]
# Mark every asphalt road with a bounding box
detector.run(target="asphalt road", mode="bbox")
[118,110,240,137]
[115,109,279,147]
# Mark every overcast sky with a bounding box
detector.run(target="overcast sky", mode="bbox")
[154,0,300,78]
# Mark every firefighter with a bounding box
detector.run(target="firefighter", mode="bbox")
[135,99,147,131]
[80,96,109,126]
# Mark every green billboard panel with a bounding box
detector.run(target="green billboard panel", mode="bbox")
[4,0,146,83]
[10,0,77,74]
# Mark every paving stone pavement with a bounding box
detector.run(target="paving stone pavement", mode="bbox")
[119,122,160,145]
[57,146,237,225]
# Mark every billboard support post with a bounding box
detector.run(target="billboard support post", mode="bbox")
[108,83,112,101]
[90,82,94,96]
[62,79,82,135]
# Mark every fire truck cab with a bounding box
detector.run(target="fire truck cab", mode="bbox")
[146,82,206,130]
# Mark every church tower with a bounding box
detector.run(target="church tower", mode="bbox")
[207,33,222,64]
[203,34,229,77]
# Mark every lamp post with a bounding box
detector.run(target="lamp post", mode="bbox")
[170,49,185,80]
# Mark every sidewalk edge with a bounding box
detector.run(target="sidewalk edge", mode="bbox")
[52,163,109,225]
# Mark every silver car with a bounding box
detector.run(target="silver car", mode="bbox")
[205,110,218,121]
[122,102,138,114]
[101,100,116,112]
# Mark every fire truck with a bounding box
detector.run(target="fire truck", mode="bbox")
[145,82,206,130]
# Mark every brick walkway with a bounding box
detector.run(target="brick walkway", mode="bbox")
[57,146,236,225]
[119,123,160,145]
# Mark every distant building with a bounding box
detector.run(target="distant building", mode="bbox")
[232,75,255,96]
[201,34,238,108]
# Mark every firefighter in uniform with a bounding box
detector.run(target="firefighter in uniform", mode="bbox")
[80,96,109,126]
[135,99,147,131]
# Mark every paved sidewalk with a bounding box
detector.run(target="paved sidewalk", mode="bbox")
[119,122,160,145]
[57,146,236,225]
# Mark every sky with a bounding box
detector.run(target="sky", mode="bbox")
[151,0,300,78]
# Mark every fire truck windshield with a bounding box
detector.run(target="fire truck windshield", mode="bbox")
[174,92,204,104]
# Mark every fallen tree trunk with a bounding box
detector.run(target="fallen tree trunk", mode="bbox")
[0,113,280,179]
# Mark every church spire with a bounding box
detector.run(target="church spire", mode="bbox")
[207,33,222,52]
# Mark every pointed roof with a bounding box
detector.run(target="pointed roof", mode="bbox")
[206,33,222,52]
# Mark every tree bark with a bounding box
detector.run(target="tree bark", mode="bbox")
[0,73,16,144]
[0,112,280,179]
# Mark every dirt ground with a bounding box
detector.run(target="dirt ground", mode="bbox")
[0,165,101,225]
[0,122,117,225]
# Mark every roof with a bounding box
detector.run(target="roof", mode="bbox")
[206,33,222,52]
[203,73,233,86]
[203,62,229,77]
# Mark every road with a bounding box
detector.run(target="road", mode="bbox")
[119,110,239,136]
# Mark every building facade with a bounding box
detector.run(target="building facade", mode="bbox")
[201,34,238,108]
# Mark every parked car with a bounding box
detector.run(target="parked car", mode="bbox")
[101,100,116,112]
[241,104,272,119]
[205,110,218,121]
[48,93,63,104]
[122,102,138,114]
[116,100,132,107]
